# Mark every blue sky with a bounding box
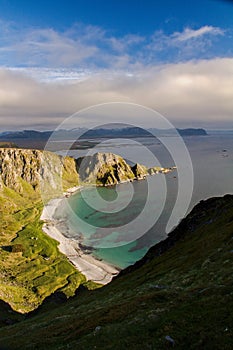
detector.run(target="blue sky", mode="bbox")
[0,0,232,36]
[0,0,232,69]
[0,0,232,129]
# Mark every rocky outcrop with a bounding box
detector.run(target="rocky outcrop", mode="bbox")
[147,167,159,175]
[131,163,148,180]
[76,152,135,186]
[0,148,79,196]
[0,149,174,194]
[0,148,43,193]
[76,152,175,186]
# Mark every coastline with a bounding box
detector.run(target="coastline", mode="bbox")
[40,167,176,285]
[40,185,120,285]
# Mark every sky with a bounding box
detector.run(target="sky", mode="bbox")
[0,0,232,130]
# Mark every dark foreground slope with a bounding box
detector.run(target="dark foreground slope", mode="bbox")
[0,194,232,350]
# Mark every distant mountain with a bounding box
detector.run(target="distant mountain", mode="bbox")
[78,127,208,138]
[0,127,207,149]
[0,130,52,140]
[177,128,207,136]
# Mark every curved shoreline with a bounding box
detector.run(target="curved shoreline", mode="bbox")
[40,186,120,285]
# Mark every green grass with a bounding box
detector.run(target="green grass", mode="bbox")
[0,174,99,314]
[0,195,232,349]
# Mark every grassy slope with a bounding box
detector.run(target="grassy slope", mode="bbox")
[0,195,232,349]
[0,159,96,314]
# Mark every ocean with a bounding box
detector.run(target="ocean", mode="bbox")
[55,133,233,268]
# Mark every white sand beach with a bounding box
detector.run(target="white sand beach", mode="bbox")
[41,186,120,285]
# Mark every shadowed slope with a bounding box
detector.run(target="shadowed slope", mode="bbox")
[0,195,232,349]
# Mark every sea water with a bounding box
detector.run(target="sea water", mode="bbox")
[65,177,167,268]
[57,133,233,268]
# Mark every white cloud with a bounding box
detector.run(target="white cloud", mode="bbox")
[109,34,145,53]
[0,19,228,68]
[149,25,225,60]
[8,67,93,83]
[0,20,145,68]
[0,58,233,130]
[0,20,231,130]
[0,26,99,66]
[172,26,224,42]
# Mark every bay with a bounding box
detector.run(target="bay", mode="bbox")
[56,133,233,268]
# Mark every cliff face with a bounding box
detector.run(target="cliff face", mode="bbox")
[76,152,172,186]
[0,148,79,196]
[131,163,148,179]
[0,149,44,193]
[0,148,81,314]
[76,152,135,185]
[0,149,171,193]
[0,149,144,193]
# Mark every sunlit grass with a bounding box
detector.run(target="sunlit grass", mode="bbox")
[0,173,98,314]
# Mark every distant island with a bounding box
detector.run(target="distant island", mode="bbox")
[177,128,207,136]
[0,127,207,150]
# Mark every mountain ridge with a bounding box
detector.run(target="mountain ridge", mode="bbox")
[0,127,207,150]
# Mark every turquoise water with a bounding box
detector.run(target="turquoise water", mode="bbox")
[56,134,233,269]
[61,177,167,268]
[94,242,148,269]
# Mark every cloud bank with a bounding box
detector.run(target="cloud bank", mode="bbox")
[0,20,231,130]
[0,57,232,130]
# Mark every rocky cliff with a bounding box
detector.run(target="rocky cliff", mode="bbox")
[131,163,148,179]
[0,148,79,197]
[76,152,135,185]
[0,149,172,193]
[0,148,82,314]
[76,152,173,186]
[0,150,137,192]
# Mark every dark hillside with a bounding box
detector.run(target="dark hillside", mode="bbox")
[0,194,232,349]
